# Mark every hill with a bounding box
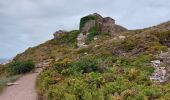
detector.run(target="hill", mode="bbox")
[12,13,170,99]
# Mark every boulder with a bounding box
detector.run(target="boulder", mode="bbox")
[53,30,67,40]
[7,82,19,86]
[77,33,87,48]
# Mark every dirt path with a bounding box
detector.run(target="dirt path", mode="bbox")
[0,68,42,100]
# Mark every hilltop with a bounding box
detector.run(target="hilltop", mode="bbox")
[10,13,170,99]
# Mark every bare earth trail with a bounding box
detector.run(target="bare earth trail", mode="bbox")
[0,68,42,100]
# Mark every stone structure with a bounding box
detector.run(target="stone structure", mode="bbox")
[81,20,96,33]
[77,13,127,48]
[80,13,127,35]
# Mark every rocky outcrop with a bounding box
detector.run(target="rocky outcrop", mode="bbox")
[77,13,127,48]
[81,20,96,33]
[77,33,88,48]
[80,13,127,35]
[150,60,167,83]
[53,30,67,40]
[150,48,170,83]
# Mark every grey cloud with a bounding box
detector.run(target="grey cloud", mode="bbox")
[0,0,170,58]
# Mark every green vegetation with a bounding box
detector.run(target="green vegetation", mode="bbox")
[14,30,80,63]
[121,36,138,52]
[7,60,35,75]
[0,75,21,92]
[54,30,80,47]
[0,60,34,92]
[152,30,170,42]
[85,27,99,44]
[37,53,170,100]
[31,28,170,99]
[10,16,170,99]
[80,15,96,31]
[85,27,109,44]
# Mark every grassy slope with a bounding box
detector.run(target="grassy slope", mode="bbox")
[11,21,170,99]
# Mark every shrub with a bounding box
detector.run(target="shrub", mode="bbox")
[37,70,57,94]
[148,44,168,53]
[85,27,109,44]
[121,36,138,52]
[152,31,170,42]
[143,87,162,99]
[52,58,71,73]
[86,27,99,44]
[66,58,98,75]
[126,68,138,81]
[115,57,132,67]
[121,89,135,99]
[7,60,35,75]
[55,30,80,47]
[0,65,6,76]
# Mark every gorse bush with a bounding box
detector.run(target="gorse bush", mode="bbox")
[7,60,35,75]
[37,53,170,100]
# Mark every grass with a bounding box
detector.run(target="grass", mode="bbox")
[13,16,170,99]
[0,75,21,93]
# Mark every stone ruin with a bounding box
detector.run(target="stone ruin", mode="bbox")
[77,13,127,48]
[52,13,127,48]
[80,13,127,35]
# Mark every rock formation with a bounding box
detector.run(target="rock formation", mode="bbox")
[53,30,67,40]
[76,33,88,48]
[80,13,127,35]
[150,48,170,83]
[77,13,127,48]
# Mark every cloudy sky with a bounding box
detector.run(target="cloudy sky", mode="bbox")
[0,0,170,59]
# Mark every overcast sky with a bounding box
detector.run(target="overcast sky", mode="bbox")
[0,0,170,58]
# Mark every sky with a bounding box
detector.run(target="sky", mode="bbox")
[0,0,170,59]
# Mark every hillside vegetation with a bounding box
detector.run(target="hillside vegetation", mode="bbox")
[9,13,170,99]
[0,60,35,92]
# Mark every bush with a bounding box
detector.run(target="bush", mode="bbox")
[143,87,162,99]
[85,27,108,44]
[37,54,170,99]
[66,58,98,75]
[52,58,71,74]
[55,30,80,47]
[86,27,99,44]
[148,44,168,53]
[121,36,138,52]
[152,31,170,42]
[7,60,35,75]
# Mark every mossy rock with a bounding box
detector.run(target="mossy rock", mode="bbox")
[80,15,96,31]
